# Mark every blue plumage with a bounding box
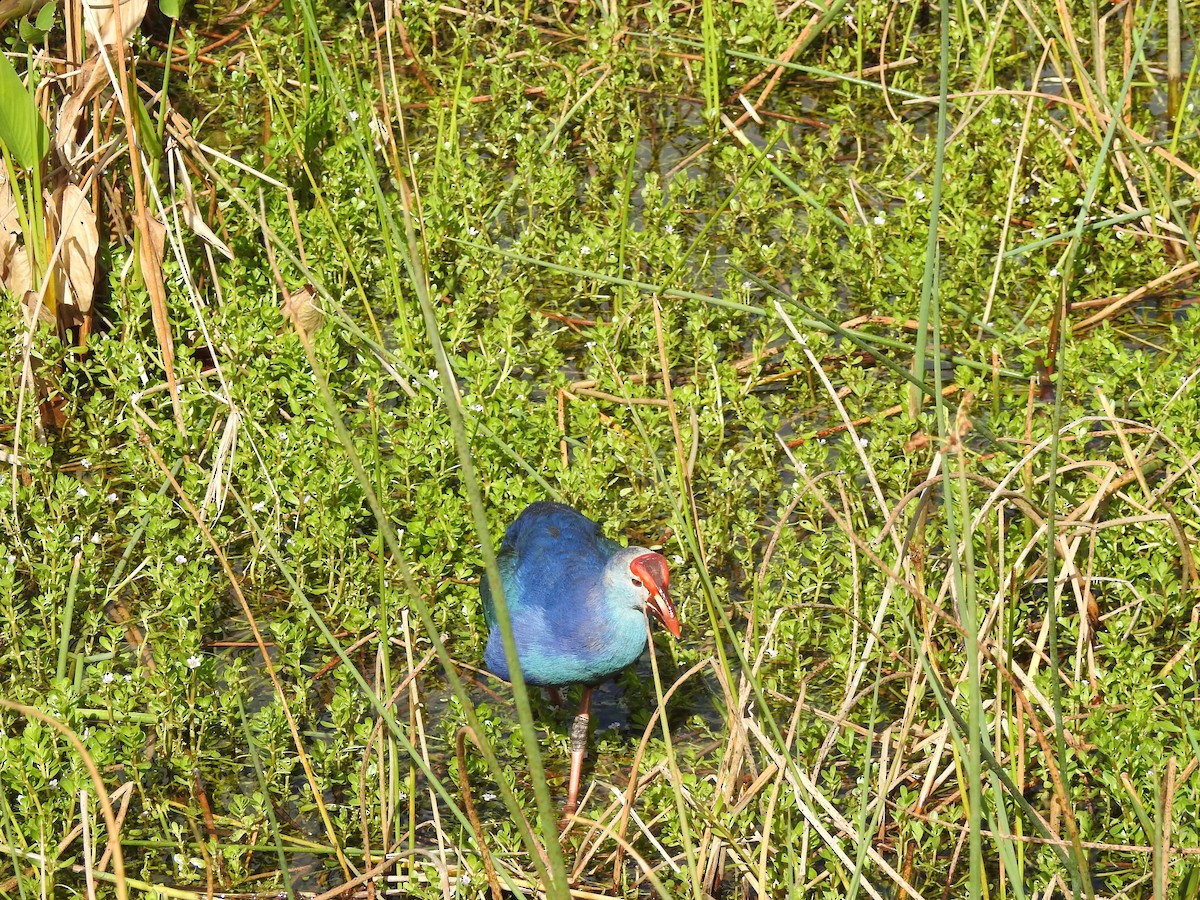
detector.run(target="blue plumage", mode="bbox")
[480,500,680,816]
[481,501,679,687]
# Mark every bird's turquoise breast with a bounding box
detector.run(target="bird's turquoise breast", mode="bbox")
[486,605,648,686]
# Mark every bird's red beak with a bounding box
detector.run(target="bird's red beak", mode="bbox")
[631,552,681,638]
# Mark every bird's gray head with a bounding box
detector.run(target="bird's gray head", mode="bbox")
[603,547,681,638]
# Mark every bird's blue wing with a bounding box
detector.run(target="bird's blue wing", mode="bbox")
[500,502,615,606]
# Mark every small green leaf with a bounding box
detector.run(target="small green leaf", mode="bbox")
[19,16,41,42]
[128,84,163,160]
[0,52,49,168]
[35,2,56,31]
[159,0,183,17]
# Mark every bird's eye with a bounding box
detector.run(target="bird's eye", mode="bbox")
[631,577,643,588]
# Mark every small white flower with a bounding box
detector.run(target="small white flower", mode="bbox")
[873,214,886,225]
[1049,268,1060,277]
[123,674,132,682]
[428,369,439,381]
[914,189,926,201]
[49,778,58,788]
[858,437,868,449]
[76,487,88,498]
[580,245,591,255]
[102,672,114,684]
[991,117,1001,125]
[80,458,91,469]
[175,555,187,565]
[470,403,483,413]
[186,655,203,669]
[107,492,118,503]
[6,555,14,565]
[253,501,266,512]
[90,533,101,545]
[673,555,684,564]
[844,13,854,24]
[467,225,479,236]
[482,792,497,801]
[585,341,596,349]
[348,109,359,122]
[72,535,81,546]
[664,224,674,234]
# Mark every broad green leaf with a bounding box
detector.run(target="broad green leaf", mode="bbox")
[0,53,48,169]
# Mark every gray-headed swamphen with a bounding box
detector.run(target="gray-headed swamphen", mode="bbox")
[481,501,681,817]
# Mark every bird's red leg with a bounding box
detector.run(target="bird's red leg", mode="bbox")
[563,686,592,818]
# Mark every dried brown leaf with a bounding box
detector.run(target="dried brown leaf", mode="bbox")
[281,283,324,336]
[21,290,55,326]
[55,60,109,166]
[179,184,232,260]
[0,168,33,296]
[136,210,185,431]
[83,0,147,47]
[52,184,99,316]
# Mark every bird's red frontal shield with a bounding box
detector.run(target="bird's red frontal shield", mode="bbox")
[631,552,681,638]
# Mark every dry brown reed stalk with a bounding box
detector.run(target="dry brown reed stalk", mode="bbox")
[456,727,506,900]
[693,600,809,896]
[979,79,1042,333]
[899,395,1198,881]
[774,407,1122,876]
[1071,260,1200,332]
[588,658,711,884]
[355,643,437,872]
[786,385,961,447]
[744,713,924,900]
